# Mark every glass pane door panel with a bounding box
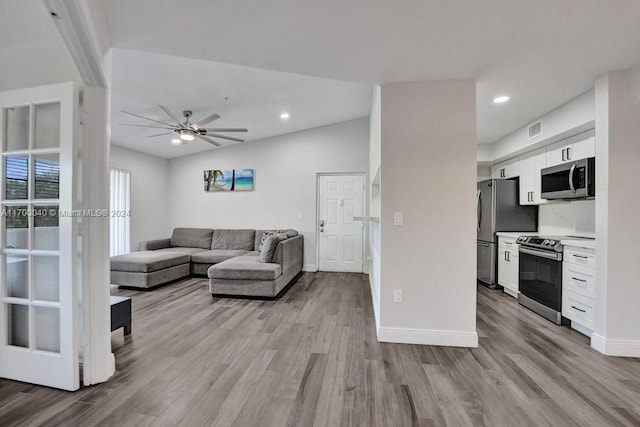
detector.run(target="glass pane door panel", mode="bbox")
[5,156,29,200]
[7,304,29,347]
[34,154,60,199]
[6,255,28,298]
[35,306,60,353]
[34,205,59,250]
[34,256,59,302]
[34,103,60,149]
[5,205,28,249]
[4,106,29,151]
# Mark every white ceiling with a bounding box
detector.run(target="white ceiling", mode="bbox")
[3,1,640,157]
[109,49,372,159]
[0,0,80,92]
[102,0,640,147]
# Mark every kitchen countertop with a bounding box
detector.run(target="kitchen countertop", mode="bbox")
[495,232,596,249]
[561,238,596,250]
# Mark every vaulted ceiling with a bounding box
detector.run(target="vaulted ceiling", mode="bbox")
[3,1,640,159]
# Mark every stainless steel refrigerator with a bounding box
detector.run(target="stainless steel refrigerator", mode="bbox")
[477,179,537,288]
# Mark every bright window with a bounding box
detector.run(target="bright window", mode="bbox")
[109,169,130,256]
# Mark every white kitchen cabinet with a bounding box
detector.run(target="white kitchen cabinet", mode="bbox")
[519,148,547,205]
[491,158,520,179]
[546,136,595,167]
[498,237,519,298]
[562,245,596,336]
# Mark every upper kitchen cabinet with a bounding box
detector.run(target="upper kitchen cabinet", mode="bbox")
[519,148,547,205]
[491,157,520,179]
[546,135,595,167]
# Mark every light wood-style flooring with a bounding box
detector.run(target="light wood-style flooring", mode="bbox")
[1,272,640,426]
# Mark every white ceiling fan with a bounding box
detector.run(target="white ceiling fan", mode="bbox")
[120,106,248,146]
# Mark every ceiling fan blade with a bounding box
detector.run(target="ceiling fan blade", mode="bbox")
[196,113,220,126]
[120,123,176,130]
[197,135,221,147]
[121,110,176,127]
[159,105,181,123]
[206,133,245,143]
[203,128,248,133]
[147,132,175,138]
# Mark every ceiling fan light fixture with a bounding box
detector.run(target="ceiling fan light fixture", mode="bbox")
[180,130,195,141]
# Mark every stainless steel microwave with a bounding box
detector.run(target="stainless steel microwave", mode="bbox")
[541,157,595,200]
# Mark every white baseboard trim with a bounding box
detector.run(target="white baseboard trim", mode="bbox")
[303,264,317,272]
[591,333,640,357]
[378,326,478,348]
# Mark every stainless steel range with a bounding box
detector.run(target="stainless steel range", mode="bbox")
[516,236,565,324]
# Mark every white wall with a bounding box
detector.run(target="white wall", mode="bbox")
[166,118,370,270]
[109,145,170,251]
[368,86,381,328]
[484,89,595,163]
[378,80,478,347]
[592,68,640,357]
[538,200,595,237]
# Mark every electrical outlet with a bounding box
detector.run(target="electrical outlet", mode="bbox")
[297,212,304,220]
[393,289,403,303]
[393,212,403,226]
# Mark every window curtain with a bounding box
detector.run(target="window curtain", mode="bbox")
[109,169,131,256]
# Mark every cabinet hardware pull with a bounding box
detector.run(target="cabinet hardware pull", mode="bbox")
[573,255,588,259]
[567,147,571,160]
[571,305,586,313]
[571,277,587,282]
[562,149,566,161]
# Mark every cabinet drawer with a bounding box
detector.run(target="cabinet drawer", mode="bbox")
[562,290,594,330]
[564,247,595,267]
[563,262,595,298]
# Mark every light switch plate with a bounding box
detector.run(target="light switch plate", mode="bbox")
[297,212,304,220]
[393,212,403,226]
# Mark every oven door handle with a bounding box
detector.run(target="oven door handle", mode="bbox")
[519,246,563,261]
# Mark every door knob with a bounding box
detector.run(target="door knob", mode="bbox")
[320,227,324,232]
[319,220,325,227]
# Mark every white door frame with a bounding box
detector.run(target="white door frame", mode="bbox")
[315,172,367,272]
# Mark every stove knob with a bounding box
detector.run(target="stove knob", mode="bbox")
[548,240,556,245]
[543,239,549,245]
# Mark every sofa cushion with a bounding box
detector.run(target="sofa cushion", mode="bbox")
[211,229,255,250]
[170,228,214,249]
[192,249,250,264]
[209,256,281,281]
[154,247,208,256]
[260,233,288,263]
[257,229,299,251]
[111,251,190,273]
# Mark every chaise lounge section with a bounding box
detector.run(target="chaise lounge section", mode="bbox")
[110,227,303,298]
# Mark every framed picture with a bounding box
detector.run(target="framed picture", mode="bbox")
[203,169,254,192]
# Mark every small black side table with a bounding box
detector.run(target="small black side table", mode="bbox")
[110,296,132,335]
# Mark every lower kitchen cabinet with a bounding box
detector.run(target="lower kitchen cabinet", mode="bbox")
[562,245,596,336]
[498,237,519,298]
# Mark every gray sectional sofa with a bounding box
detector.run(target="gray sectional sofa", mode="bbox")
[110,228,303,298]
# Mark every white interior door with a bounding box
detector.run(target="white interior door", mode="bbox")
[0,83,80,391]
[318,174,364,272]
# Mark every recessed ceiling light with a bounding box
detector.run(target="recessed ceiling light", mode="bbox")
[171,138,182,145]
[280,113,290,119]
[493,96,510,104]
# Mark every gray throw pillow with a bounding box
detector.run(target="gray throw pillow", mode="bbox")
[258,229,286,251]
[259,233,287,263]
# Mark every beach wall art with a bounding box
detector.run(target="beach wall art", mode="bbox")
[203,169,254,192]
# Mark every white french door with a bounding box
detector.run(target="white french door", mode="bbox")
[0,83,80,390]
[317,174,364,272]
